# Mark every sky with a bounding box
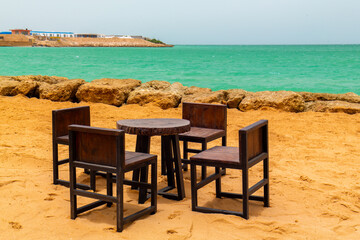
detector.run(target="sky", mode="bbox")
[1,0,359,45]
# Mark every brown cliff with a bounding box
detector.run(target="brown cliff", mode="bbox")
[0,34,34,47]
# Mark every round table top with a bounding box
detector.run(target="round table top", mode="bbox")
[116,118,191,136]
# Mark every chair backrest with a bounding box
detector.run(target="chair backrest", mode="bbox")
[52,106,90,138]
[182,102,227,130]
[69,125,125,169]
[239,120,268,167]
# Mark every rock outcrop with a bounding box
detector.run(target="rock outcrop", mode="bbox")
[127,80,182,109]
[225,89,248,108]
[239,91,305,112]
[1,75,360,114]
[0,77,21,96]
[305,101,360,114]
[300,92,360,104]
[39,79,85,101]
[0,75,67,97]
[76,78,141,106]
[181,86,211,102]
[182,90,227,104]
[11,75,69,84]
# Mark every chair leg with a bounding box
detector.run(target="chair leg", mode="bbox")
[242,168,249,220]
[190,163,198,211]
[138,166,149,204]
[70,163,77,219]
[106,173,113,207]
[161,139,167,175]
[264,157,270,207]
[132,135,151,189]
[150,162,157,214]
[215,167,221,198]
[171,135,185,199]
[90,170,96,192]
[53,142,59,184]
[183,141,188,171]
[131,169,140,190]
[201,142,207,180]
[116,172,124,232]
[163,136,175,187]
[221,136,227,176]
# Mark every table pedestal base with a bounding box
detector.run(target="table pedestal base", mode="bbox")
[133,135,185,204]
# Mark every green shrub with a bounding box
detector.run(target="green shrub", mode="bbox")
[145,38,164,44]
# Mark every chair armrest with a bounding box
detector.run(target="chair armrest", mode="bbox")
[240,120,268,133]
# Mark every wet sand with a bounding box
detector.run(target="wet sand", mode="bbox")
[0,95,359,239]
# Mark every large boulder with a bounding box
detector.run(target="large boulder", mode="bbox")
[184,86,212,96]
[225,89,247,108]
[182,86,213,103]
[127,80,182,109]
[39,79,85,101]
[138,80,171,90]
[168,82,187,96]
[182,90,227,104]
[0,76,38,96]
[76,78,141,106]
[239,91,305,112]
[11,75,69,84]
[299,92,360,103]
[0,77,19,96]
[127,90,181,109]
[305,101,360,114]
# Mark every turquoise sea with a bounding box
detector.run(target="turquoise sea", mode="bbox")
[0,45,359,94]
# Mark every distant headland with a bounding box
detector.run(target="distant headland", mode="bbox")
[0,28,172,47]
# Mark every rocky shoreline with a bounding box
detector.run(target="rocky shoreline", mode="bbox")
[32,37,172,47]
[0,34,172,47]
[1,75,359,114]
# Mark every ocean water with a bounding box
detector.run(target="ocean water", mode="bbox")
[0,45,359,94]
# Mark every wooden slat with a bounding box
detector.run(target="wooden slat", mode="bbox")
[74,189,117,203]
[196,172,221,189]
[58,158,69,165]
[182,102,227,130]
[248,179,269,196]
[194,206,245,217]
[74,161,117,173]
[240,120,268,133]
[190,146,241,167]
[248,153,268,168]
[53,106,90,138]
[57,179,91,190]
[178,127,225,142]
[123,179,152,189]
[186,148,202,153]
[219,192,265,201]
[123,206,156,224]
[76,200,108,215]
[125,151,157,169]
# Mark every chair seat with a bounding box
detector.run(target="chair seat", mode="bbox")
[125,151,157,171]
[56,135,69,145]
[178,127,225,142]
[190,146,241,168]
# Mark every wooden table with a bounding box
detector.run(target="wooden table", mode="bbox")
[116,118,191,203]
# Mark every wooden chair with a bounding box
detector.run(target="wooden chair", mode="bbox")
[177,102,227,180]
[69,125,157,232]
[190,120,269,219]
[52,106,93,189]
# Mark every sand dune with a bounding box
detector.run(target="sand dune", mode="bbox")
[0,95,359,239]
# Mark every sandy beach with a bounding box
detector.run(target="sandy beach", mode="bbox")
[0,95,359,239]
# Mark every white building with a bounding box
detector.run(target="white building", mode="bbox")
[31,31,74,38]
